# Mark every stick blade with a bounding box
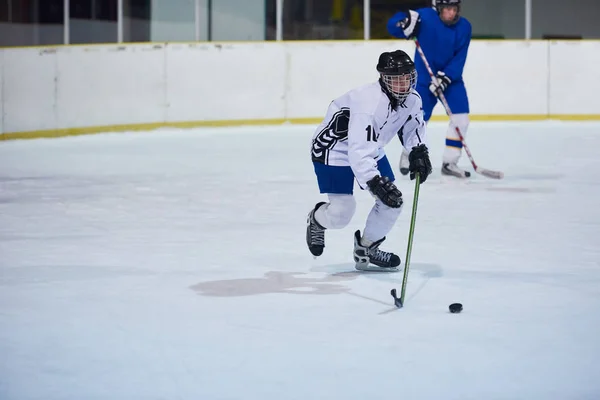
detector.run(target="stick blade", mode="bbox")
[356,265,399,272]
[476,167,504,180]
[390,288,404,308]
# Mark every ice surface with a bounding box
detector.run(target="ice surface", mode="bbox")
[1,121,600,400]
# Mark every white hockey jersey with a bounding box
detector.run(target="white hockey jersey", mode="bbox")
[310,81,427,188]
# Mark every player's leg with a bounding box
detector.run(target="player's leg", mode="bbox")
[418,83,438,122]
[441,81,471,178]
[306,163,357,256]
[354,155,402,271]
[399,85,437,176]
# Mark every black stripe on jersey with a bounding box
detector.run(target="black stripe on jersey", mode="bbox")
[311,107,350,164]
[397,125,404,146]
[379,104,394,130]
[397,114,411,145]
[414,112,422,143]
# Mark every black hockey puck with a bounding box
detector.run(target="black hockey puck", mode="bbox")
[449,303,463,313]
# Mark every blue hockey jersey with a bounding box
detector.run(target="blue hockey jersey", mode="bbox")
[387,7,472,84]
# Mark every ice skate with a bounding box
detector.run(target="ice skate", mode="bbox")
[306,202,327,257]
[353,230,400,272]
[399,149,410,176]
[441,162,471,178]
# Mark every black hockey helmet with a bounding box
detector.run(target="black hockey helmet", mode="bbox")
[376,50,417,102]
[432,0,461,24]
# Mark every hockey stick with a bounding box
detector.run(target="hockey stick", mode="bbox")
[392,172,421,308]
[414,39,504,180]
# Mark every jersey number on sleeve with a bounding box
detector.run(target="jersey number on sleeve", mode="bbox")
[366,125,378,142]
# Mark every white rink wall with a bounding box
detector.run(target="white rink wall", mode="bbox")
[1,40,600,138]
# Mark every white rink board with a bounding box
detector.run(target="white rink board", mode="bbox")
[460,41,549,116]
[1,40,600,135]
[284,41,413,119]
[3,48,58,133]
[548,41,600,115]
[165,43,287,122]
[56,45,166,129]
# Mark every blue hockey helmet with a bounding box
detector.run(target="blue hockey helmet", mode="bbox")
[376,50,417,102]
[432,0,461,25]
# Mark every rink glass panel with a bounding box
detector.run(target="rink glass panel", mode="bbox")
[531,0,600,39]
[0,0,65,46]
[1,0,599,46]
[69,0,118,44]
[124,0,195,42]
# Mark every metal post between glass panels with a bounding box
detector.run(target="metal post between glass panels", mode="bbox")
[525,0,532,39]
[208,0,212,41]
[117,0,123,42]
[363,0,370,40]
[276,0,283,41]
[64,0,70,44]
[195,0,201,41]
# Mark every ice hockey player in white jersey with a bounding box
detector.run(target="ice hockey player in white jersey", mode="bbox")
[306,50,432,272]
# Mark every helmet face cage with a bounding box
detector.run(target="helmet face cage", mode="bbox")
[433,0,461,24]
[381,69,417,102]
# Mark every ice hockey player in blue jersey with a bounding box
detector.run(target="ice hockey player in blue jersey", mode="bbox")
[387,0,472,178]
[305,50,432,272]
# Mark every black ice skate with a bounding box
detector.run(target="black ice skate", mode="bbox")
[306,202,327,257]
[441,162,471,178]
[353,230,400,272]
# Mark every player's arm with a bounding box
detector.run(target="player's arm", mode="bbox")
[348,112,402,208]
[347,112,380,189]
[398,96,432,183]
[387,10,421,40]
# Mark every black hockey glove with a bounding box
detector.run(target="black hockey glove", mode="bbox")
[367,175,403,208]
[408,144,432,184]
[428,71,451,97]
[399,10,421,40]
